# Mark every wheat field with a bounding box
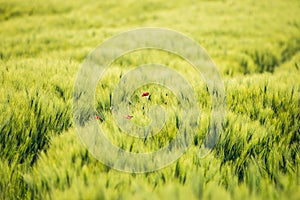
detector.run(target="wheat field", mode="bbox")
[0,0,299,199]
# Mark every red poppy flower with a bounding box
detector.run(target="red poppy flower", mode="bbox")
[125,115,133,119]
[95,115,100,120]
[141,92,149,97]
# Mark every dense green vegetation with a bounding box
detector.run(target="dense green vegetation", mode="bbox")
[0,0,299,199]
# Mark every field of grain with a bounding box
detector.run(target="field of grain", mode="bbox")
[0,0,299,199]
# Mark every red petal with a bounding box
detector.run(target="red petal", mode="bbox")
[141,92,149,97]
[126,115,133,119]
